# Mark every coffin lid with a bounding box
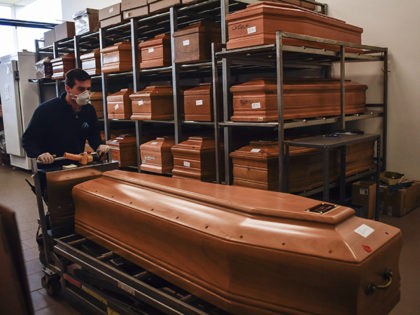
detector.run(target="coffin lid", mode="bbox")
[139,33,170,48]
[173,21,220,37]
[101,41,132,54]
[129,85,173,98]
[171,136,215,152]
[80,48,100,60]
[107,88,133,101]
[140,137,175,150]
[51,53,75,63]
[226,1,363,33]
[183,83,212,96]
[230,140,279,160]
[106,134,136,146]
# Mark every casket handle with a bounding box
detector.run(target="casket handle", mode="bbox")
[365,269,393,295]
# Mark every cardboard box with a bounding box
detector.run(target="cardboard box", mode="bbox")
[100,14,123,28]
[73,8,99,35]
[43,29,55,46]
[121,0,148,11]
[380,182,420,217]
[99,3,121,20]
[352,181,376,219]
[54,21,75,41]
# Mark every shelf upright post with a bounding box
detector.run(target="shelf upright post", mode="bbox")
[276,31,285,192]
[212,42,222,183]
[382,48,388,170]
[74,35,81,68]
[130,17,142,171]
[53,41,59,97]
[170,6,182,144]
[339,44,346,131]
[99,27,110,141]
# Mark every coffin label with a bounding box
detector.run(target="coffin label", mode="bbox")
[148,47,155,53]
[183,39,190,46]
[354,224,374,238]
[183,161,191,167]
[144,155,155,161]
[195,99,203,106]
[137,100,144,106]
[250,148,261,153]
[247,26,256,34]
[151,141,158,145]
[114,104,119,110]
[251,102,261,109]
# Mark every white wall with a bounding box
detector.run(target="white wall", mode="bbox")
[60,0,119,21]
[325,0,420,179]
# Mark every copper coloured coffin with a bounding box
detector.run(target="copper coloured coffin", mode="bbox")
[51,54,75,80]
[226,1,362,50]
[105,134,137,168]
[183,83,213,121]
[107,88,133,120]
[73,170,401,315]
[139,34,171,69]
[129,85,173,120]
[230,79,367,122]
[140,136,174,174]
[80,49,101,75]
[101,42,132,73]
[89,91,103,119]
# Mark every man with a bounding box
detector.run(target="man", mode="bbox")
[22,69,109,164]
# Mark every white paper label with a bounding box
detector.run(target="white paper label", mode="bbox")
[247,26,257,34]
[359,188,369,196]
[109,7,114,13]
[354,224,374,238]
[144,155,155,161]
[151,141,158,145]
[250,148,261,153]
[114,104,119,110]
[137,100,144,106]
[183,161,191,167]
[183,39,190,46]
[148,47,155,53]
[195,99,203,106]
[251,102,261,109]
[124,12,131,18]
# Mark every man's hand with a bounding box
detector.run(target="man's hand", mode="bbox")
[37,152,54,164]
[96,144,110,159]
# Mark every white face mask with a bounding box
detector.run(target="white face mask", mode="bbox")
[72,90,91,105]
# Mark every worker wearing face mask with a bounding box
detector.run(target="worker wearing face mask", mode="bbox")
[22,68,109,165]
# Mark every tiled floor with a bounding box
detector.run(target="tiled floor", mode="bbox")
[0,163,419,314]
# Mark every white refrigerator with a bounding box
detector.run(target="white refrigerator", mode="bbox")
[0,51,39,170]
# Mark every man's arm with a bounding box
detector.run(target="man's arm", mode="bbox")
[22,107,45,158]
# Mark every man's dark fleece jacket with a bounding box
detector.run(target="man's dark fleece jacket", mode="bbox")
[22,92,101,158]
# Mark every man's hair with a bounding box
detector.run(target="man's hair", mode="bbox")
[65,69,91,88]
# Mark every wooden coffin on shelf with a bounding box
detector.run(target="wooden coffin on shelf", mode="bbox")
[129,85,173,120]
[183,83,213,121]
[226,1,363,50]
[74,170,401,315]
[149,0,181,13]
[345,139,375,176]
[89,91,103,119]
[35,57,52,79]
[174,21,220,63]
[230,79,367,122]
[139,34,171,69]
[51,54,75,80]
[101,42,132,73]
[80,49,101,75]
[106,134,137,168]
[171,136,216,181]
[107,88,133,120]
[140,137,175,174]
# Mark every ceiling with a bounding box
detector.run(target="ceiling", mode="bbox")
[0,0,37,6]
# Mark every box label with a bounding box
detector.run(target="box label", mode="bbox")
[148,47,155,53]
[250,148,261,153]
[247,26,257,34]
[251,102,261,109]
[183,161,191,167]
[138,100,144,106]
[354,224,374,238]
[183,39,190,46]
[195,99,203,106]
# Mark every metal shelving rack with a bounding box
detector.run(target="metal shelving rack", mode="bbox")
[214,30,388,193]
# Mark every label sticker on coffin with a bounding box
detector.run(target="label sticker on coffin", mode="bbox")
[144,155,155,161]
[183,39,190,46]
[183,161,191,167]
[354,224,374,238]
[148,47,155,53]
[250,148,261,153]
[251,102,261,109]
[151,141,158,145]
[138,100,144,106]
[114,104,120,110]
[247,26,257,34]
[195,99,203,106]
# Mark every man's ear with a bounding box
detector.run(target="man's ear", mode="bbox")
[64,85,71,93]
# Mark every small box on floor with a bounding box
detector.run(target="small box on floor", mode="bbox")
[352,181,376,219]
[379,182,420,217]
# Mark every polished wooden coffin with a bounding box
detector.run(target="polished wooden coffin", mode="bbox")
[101,42,132,73]
[89,91,103,119]
[80,49,101,75]
[129,85,173,120]
[226,1,363,50]
[171,136,216,181]
[106,134,137,168]
[174,21,220,63]
[183,83,213,121]
[139,34,171,69]
[149,0,181,13]
[345,139,375,176]
[230,79,367,122]
[140,137,175,174]
[74,170,401,315]
[51,54,75,80]
[107,88,133,119]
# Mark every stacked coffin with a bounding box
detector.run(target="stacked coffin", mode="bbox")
[35,57,53,79]
[345,139,375,176]
[139,34,171,69]
[226,1,363,50]
[183,83,213,121]
[106,134,137,168]
[129,86,173,120]
[140,137,175,174]
[73,170,402,315]
[171,136,216,181]
[101,42,132,73]
[89,92,103,119]
[80,49,101,75]
[107,88,133,120]
[230,79,367,122]
[51,54,75,80]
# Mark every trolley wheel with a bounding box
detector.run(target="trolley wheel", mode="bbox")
[41,274,61,297]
